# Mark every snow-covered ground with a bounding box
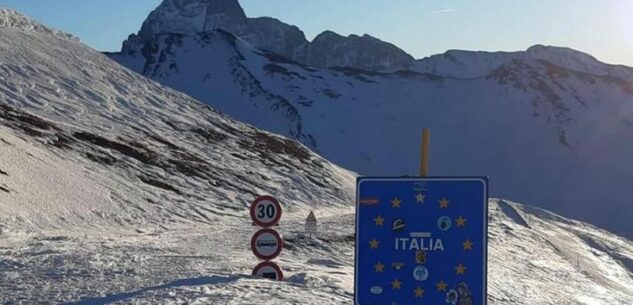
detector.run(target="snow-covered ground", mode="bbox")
[0,8,631,305]
[1,198,631,304]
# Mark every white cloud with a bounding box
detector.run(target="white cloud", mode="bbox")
[433,9,454,14]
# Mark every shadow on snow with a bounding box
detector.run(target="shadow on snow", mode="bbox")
[60,274,245,305]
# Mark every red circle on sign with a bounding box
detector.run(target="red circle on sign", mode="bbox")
[251,228,283,260]
[250,195,282,227]
[252,261,284,281]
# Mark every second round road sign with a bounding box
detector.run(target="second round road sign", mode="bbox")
[250,195,282,227]
[252,261,284,281]
[251,228,283,260]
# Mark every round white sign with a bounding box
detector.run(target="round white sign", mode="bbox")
[250,196,282,227]
[251,228,283,260]
[252,261,284,281]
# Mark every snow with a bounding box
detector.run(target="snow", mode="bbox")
[0,8,631,305]
[0,20,355,232]
[412,45,633,79]
[0,8,77,41]
[1,196,631,304]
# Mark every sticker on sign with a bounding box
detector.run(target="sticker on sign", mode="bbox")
[250,195,282,227]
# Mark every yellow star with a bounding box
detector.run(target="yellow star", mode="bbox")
[455,216,467,227]
[438,197,450,208]
[391,197,402,208]
[391,278,402,290]
[436,280,448,291]
[462,239,474,251]
[374,215,384,226]
[374,261,385,273]
[415,193,426,203]
[455,263,467,275]
[414,286,425,298]
[369,238,380,249]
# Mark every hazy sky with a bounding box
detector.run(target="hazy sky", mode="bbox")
[1,0,632,66]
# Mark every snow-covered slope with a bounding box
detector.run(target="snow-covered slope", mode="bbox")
[413,45,633,79]
[0,8,631,305]
[121,0,414,72]
[0,8,77,41]
[108,30,633,239]
[0,9,354,231]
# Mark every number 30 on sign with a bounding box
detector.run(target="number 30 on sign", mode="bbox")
[250,195,282,227]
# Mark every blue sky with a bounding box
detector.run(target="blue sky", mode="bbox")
[1,0,632,66]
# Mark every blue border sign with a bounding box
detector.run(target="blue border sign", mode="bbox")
[355,177,488,305]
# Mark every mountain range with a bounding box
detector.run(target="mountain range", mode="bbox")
[0,9,632,304]
[108,0,633,238]
[120,0,415,72]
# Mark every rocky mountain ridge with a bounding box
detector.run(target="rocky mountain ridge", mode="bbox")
[121,0,414,72]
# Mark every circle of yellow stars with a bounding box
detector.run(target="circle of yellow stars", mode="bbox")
[366,195,476,300]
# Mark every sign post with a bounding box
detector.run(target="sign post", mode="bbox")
[421,129,430,177]
[354,177,488,305]
[250,195,284,281]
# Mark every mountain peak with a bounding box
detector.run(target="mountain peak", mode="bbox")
[122,0,414,72]
[0,8,77,41]
[132,0,247,43]
[523,44,603,68]
[413,44,630,78]
[158,0,246,19]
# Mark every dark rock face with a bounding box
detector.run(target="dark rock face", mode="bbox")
[122,0,414,72]
[307,31,414,71]
[247,17,308,62]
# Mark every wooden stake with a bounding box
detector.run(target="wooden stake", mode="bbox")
[421,129,430,177]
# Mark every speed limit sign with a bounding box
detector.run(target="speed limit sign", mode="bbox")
[250,195,282,227]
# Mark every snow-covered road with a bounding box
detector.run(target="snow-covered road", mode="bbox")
[0,212,356,305]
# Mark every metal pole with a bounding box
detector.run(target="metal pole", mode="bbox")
[421,129,430,176]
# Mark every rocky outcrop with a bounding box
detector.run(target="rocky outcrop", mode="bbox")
[121,0,414,72]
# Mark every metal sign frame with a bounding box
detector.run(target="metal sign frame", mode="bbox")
[250,195,282,227]
[354,176,488,305]
[252,261,284,281]
[251,228,284,260]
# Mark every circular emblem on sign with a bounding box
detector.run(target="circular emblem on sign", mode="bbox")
[412,265,429,281]
[446,289,458,305]
[252,261,284,281]
[250,195,282,227]
[370,286,383,295]
[251,228,283,260]
[437,216,452,231]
